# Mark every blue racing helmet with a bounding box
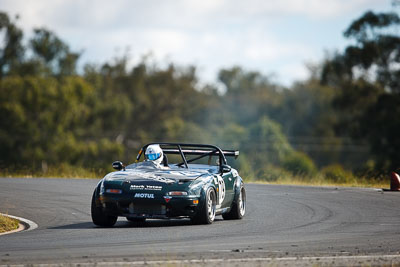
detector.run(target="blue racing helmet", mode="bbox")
[145,144,163,163]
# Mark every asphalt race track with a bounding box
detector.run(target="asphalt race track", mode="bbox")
[1,178,400,266]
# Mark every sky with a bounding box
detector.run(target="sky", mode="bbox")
[0,0,391,87]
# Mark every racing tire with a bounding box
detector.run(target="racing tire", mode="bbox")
[191,187,216,225]
[222,185,246,220]
[91,191,117,227]
[126,217,146,223]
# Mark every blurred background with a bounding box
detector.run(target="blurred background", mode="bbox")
[0,0,398,185]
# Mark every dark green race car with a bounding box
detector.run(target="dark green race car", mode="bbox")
[91,143,246,226]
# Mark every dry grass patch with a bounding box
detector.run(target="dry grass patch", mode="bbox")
[0,164,106,179]
[250,174,387,189]
[0,214,19,233]
[0,165,389,189]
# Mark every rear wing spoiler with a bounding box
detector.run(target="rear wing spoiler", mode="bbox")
[136,143,239,169]
[161,148,239,158]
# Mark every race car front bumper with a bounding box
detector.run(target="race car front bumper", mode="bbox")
[97,194,201,219]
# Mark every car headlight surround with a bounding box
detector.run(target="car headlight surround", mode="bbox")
[100,181,105,195]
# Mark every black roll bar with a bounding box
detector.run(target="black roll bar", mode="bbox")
[136,142,239,171]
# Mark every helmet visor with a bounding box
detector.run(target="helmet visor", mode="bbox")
[147,152,161,161]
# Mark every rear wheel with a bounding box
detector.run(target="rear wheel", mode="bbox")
[91,191,117,227]
[191,187,216,224]
[222,185,246,220]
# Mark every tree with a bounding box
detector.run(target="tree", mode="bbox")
[0,12,24,78]
[30,28,80,76]
[321,10,400,170]
[218,66,283,126]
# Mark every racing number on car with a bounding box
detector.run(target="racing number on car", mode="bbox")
[217,175,225,205]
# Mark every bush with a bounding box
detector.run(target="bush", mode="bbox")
[249,116,294,166]
[235,154,255,181]
[256,165,292,182]
[321,164,355,183]
[282,151,317,177]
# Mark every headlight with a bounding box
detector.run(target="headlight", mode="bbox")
[168,191,188,196]
[100,181,105,195]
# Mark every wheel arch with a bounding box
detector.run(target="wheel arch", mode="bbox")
[234,176,244,197]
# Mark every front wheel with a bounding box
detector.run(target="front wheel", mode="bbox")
[222,185,246,220]
[91,191,117,227]
[191,187,216,224]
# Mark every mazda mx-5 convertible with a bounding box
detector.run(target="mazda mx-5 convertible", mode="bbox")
[91,143,246,226]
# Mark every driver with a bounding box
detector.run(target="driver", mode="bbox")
[145,144,167,168]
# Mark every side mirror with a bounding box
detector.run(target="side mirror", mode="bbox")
[221,164,231,173]
[112,161,125,171]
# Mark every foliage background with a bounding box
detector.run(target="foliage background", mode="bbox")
[0,7,399,183]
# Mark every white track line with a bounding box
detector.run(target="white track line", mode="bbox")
[0,213,38,235]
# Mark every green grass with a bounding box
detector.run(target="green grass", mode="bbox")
[251,175,387,189]
[0,214,19,233]
[0,165,389,189]
[243,164,389,188]
[0,164,106,179]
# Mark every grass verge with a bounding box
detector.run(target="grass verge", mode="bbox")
[252,176,387,189]
[0,214,19,233]
[0,164,106,179]
[0,166,389,188]
[243,164,389,188]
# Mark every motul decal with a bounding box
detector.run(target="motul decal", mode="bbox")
[134,193,154,199]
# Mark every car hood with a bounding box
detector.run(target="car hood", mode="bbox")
[102,164,215,195]
[105,168,208,183]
